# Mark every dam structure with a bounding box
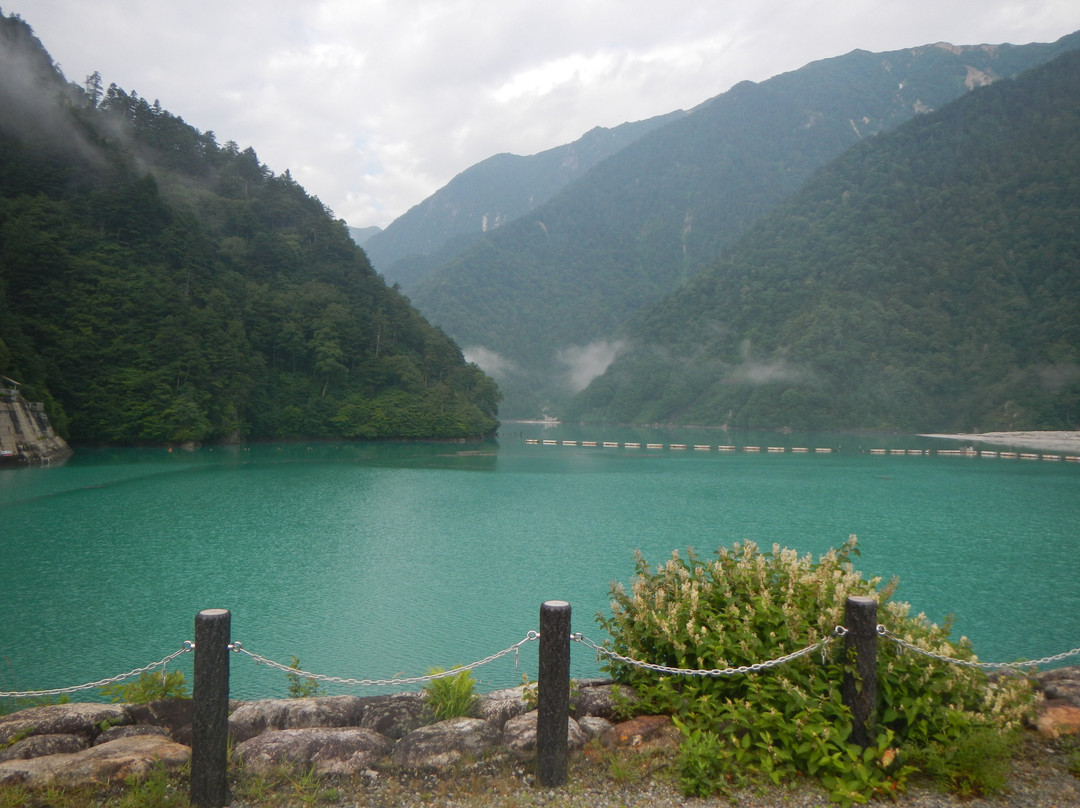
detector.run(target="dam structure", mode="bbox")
[0,376,71,465]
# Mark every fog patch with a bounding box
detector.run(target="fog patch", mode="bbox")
[0,40,103,168]
[1038,363,1080,392]
[557,339,626,392]
[730,340,808,385]
[732,358,807,384]
[463,345,518,379]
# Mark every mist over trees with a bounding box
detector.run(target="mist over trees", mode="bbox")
[8,5,1078,440]
[0,11,499,444]
[566,48,1080,432]
[397,34,1080,420]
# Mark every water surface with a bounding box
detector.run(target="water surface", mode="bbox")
[2,428,1077,700]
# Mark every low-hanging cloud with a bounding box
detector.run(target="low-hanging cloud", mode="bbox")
[557,339,626,392]
[729,338,810,385]
[463,345,518,379]
[23,1,1080,229]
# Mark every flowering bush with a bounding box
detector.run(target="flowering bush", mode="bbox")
[598,536,1032,804]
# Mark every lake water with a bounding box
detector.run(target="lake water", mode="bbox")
[2,426,1078,702]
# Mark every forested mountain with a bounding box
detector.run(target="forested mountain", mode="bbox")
[406,33,1080,419]
[567,48,1080,432]
[348,225,381,246]
[363,112,683,291]
[0,11,499,444]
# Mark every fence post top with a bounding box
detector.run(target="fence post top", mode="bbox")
[198,609,230,617]
[542,600,570,609]
[846,596,878,605]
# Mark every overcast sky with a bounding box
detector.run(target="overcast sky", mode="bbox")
[18,1,1080,229]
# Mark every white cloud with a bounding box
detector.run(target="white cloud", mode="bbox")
[463,346,518,380]
[20,1,1080,228]
[557,340,626,393]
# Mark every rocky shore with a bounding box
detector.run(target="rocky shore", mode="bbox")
[0,679,634,788]
[1,670,1079,806]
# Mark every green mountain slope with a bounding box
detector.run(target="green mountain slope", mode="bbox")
[409,34,1080,419]
[363,113,684,291]
[0,12,499,444]
[567,49,1080,432]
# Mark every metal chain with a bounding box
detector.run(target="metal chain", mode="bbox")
[571,628,845,677]
[0,642,194,699]
[228,631,540,688]
[876,626,1080,670]
[7,626,1076,702]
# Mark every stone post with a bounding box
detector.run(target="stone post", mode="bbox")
[842,596,878,749]
[191,608,230,807]
[537,600,571,787]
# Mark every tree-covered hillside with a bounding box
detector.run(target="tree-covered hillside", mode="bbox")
[363,112,684,292]
[567,49,1080,432]
[0,12,499,444]
[408,34,1080,419]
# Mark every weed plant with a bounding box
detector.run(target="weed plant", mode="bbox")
[598,536,1033,805]
[423,667,477,721]
[100,670,188,703]
[286,656,325,698]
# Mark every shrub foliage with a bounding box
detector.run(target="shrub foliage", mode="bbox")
[598,536,1031,804]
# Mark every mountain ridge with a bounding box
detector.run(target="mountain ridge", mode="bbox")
[566,47,1080,431]
[402,33,1080,418]
[363,111,685,290]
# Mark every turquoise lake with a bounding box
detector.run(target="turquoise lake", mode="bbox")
[2,426,1078,702]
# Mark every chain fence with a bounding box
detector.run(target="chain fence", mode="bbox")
[0,643,193,700]
[876,625,1080,670]
[226,632,539,688]
[4,621,1079,702]
[0,634,540,701]
[571,628,845,676]
[573,625,1080,679]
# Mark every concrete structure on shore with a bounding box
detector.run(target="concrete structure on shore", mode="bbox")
[0,376,71,466]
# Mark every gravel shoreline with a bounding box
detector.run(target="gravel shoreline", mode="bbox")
[918,431,1080,454]
[224,733,1079,808]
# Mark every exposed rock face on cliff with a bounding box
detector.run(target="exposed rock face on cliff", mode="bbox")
[0,379,70,465]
